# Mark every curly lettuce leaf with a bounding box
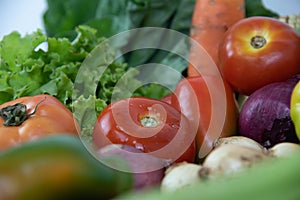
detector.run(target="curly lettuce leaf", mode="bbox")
[0,26,95,105]
[0,26,148,111]
[0,24,167,111]
[0,30,47,102]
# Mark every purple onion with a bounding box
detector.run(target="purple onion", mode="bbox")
[239,75,300,148]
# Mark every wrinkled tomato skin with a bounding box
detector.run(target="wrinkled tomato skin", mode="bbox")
[219,16,300,95]
[93,97,196,163]
[0,94,79,150]
[171,76,238,157]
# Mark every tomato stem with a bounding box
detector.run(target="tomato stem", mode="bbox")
[0,97,46,126]
[250,35,266,49]
[140,116,158,127]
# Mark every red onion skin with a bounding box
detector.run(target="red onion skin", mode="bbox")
[239,75,300,148]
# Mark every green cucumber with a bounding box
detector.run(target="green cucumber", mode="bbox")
[0,134,133,200]
[118,151,300,200]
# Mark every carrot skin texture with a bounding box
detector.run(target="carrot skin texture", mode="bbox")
[188,0,245,77]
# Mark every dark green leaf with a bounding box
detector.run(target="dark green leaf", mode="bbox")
[245,0,279,17]
[43,0,99,39]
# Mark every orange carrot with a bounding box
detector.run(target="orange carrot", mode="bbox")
[188,0,245,77]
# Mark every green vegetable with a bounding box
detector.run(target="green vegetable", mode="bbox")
[117,151,300,200]
[0,26,96,106]
[0,134,133,200]
[44,0,195,39]
[43,0,196,76]
[290,81,300,140]
[0,25,156,111]
[245,0,279,17]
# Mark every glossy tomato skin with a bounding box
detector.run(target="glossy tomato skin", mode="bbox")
[0,94,79,150]
[160,93,173,105]
[219,16,300,95]
[171,76,238,158]
[93,97,196,163]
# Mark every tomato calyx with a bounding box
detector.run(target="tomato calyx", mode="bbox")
[140,116,159,128]
[251,35,267,49]
[0,97,45,126]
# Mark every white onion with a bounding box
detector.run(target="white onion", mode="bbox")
[201,144,269,179]
[160,162,202,193]
[269,142,300,158]
[213,136,266,152]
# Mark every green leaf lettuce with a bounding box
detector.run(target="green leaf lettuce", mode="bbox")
[0,26,145,113]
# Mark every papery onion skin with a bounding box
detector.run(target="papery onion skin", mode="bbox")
[269,142,300,158]
[239,75,300,148]
[213,136,266,152]
[201,144,269,178]
[160,162,202,193]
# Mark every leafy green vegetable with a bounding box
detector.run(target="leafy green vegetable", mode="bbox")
[44,0,195,39]
[0,25,149,114]
[43,0,196,75]
[245,0,279,17]
[43,0,100,39]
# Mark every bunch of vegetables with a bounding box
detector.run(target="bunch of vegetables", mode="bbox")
[0,0,300,199]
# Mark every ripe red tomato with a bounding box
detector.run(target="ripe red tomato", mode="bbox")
[93,97,196,163]
[219,16,300,95]
[0,94,79,150]
[160,93,173,105]
[171,75,238,158]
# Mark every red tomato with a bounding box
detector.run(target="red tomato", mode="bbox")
[93,97,196,163]
[219,16,300,95]
[0,94,79,150]
[171,76,238,158]
[160,93,173,105]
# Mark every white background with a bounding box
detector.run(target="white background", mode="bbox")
[0,0,299,40]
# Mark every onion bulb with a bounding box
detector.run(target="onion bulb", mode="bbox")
[269,142,300,158]
[200,144,269,179]
[239,75,300,148]
[160,162,202,193]
[213,136,266,152]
